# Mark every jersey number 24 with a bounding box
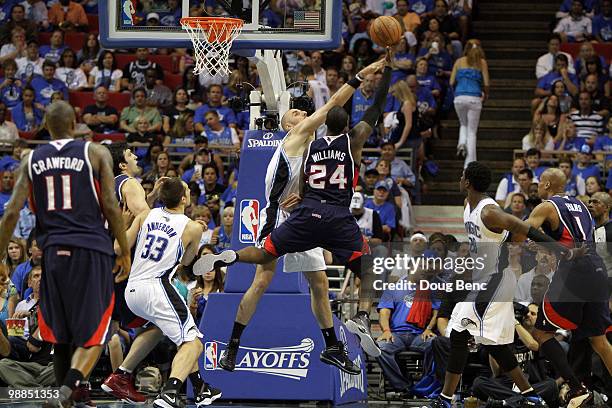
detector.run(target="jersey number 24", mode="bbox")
[308,164,347,189]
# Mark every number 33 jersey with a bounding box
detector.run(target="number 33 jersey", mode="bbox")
[28,139,113,254]
[303,134,357,207]
[130,208,190,282]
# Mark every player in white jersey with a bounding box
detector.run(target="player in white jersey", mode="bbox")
[118,178,221,408]
[432,161,580,408]
[214,58,386,375]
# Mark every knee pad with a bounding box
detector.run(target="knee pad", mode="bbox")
[486,344,519,373]
[447,329,471,374]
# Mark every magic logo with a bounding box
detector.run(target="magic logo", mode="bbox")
[204,338,314,380]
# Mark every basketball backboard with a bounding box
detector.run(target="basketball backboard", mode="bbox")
[100,0,341,51]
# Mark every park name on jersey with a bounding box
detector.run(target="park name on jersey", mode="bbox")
[147,222,178,238]
[310,150,346,162]
[31,157,84,175]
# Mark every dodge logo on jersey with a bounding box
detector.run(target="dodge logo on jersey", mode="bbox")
[240,199,260,243]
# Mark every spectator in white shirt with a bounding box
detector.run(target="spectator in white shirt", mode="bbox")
[495,157,526,206]
[310,51,327,85]
[0,103,19,148]
[515,249,555,304]
[536,33,575,79]
[554,0,593,42]
[15,40,43,82]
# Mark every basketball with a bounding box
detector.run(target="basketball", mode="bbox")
[369,16,403,48]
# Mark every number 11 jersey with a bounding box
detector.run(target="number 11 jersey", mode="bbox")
[130,208,190,282]
[28,139,113,254]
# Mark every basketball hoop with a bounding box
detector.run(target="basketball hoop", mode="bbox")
[180,17,244,77]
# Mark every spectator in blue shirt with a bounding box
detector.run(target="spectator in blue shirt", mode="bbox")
[572,144,601,181]
[416,34,453,86]
[13,205,34,241]
[365,181,397,240]
[416,58,441,99]
[0,171,13,218]
[11,86,43,132]
[11,230,40,300]
[194,84,237,133]
[410,0,435,16]
[407,74,437,116]
[595,116,612,163]
[524,148,550,180]
[593,0,612,42]
[0,59,23,109]
[376,268,441,395]
[534,54,579,107]
[38,30,65,64]
[0,139,26,173]
[30,60,68,106]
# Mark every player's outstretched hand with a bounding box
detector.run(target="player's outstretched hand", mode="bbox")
[280,193,302,212]
[113,254,132,283]
[358,59,386,77]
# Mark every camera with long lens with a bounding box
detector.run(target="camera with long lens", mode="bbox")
[254,113,279,131]
[290,94,315,116]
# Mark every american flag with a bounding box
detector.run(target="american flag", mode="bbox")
[294,10,320,30]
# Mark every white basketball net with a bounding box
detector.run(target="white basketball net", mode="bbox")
[181,18,243,77]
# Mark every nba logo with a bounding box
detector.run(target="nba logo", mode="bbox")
[240,199,259,243]
[204,342,217,370]
[122,0,136,25]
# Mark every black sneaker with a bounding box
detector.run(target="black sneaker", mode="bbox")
[193,250,238,275]
[345,312,381,357]
[522,395,547,408]
[320,342,361,375]
[430,397,452,408]
[195,383,222,407]
[153,391,184,408]
[218,340,239,372]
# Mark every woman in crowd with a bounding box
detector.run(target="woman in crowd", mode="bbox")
[585,175,603,197]
[127,116,163,162]
[182,66,204,105]
[352,38,377,70]
[533,94,565,139]
[143,150,173,184]
[77,33,102,76]
[340,55,358,80]
[55,48,88,91]
[88,51,123,92]
[375,159,403,208]
[189,246,224,325]
[4,237,26,278]
[552,80,574,114]
[12,86,43,132]
[162,88,194,134]
[451,39,489,168]
[386,80,424,176]
[522,119,554,151]
[0,265,17,324]
[223,70,246,101]
[168,111,197,153]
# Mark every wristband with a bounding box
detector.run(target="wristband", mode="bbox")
[347,77,362,89]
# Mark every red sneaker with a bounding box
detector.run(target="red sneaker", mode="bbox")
[101,372,146,404]
[72,383,96,408]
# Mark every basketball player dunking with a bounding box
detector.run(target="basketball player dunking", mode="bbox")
[199,58,386,375]
[524,168,612,408]
[432,162,583,408]
[0,101,131,408]
[119,177,221,408]
[197,54,394,374]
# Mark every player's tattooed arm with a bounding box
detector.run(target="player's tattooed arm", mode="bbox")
[0,156,31,259]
